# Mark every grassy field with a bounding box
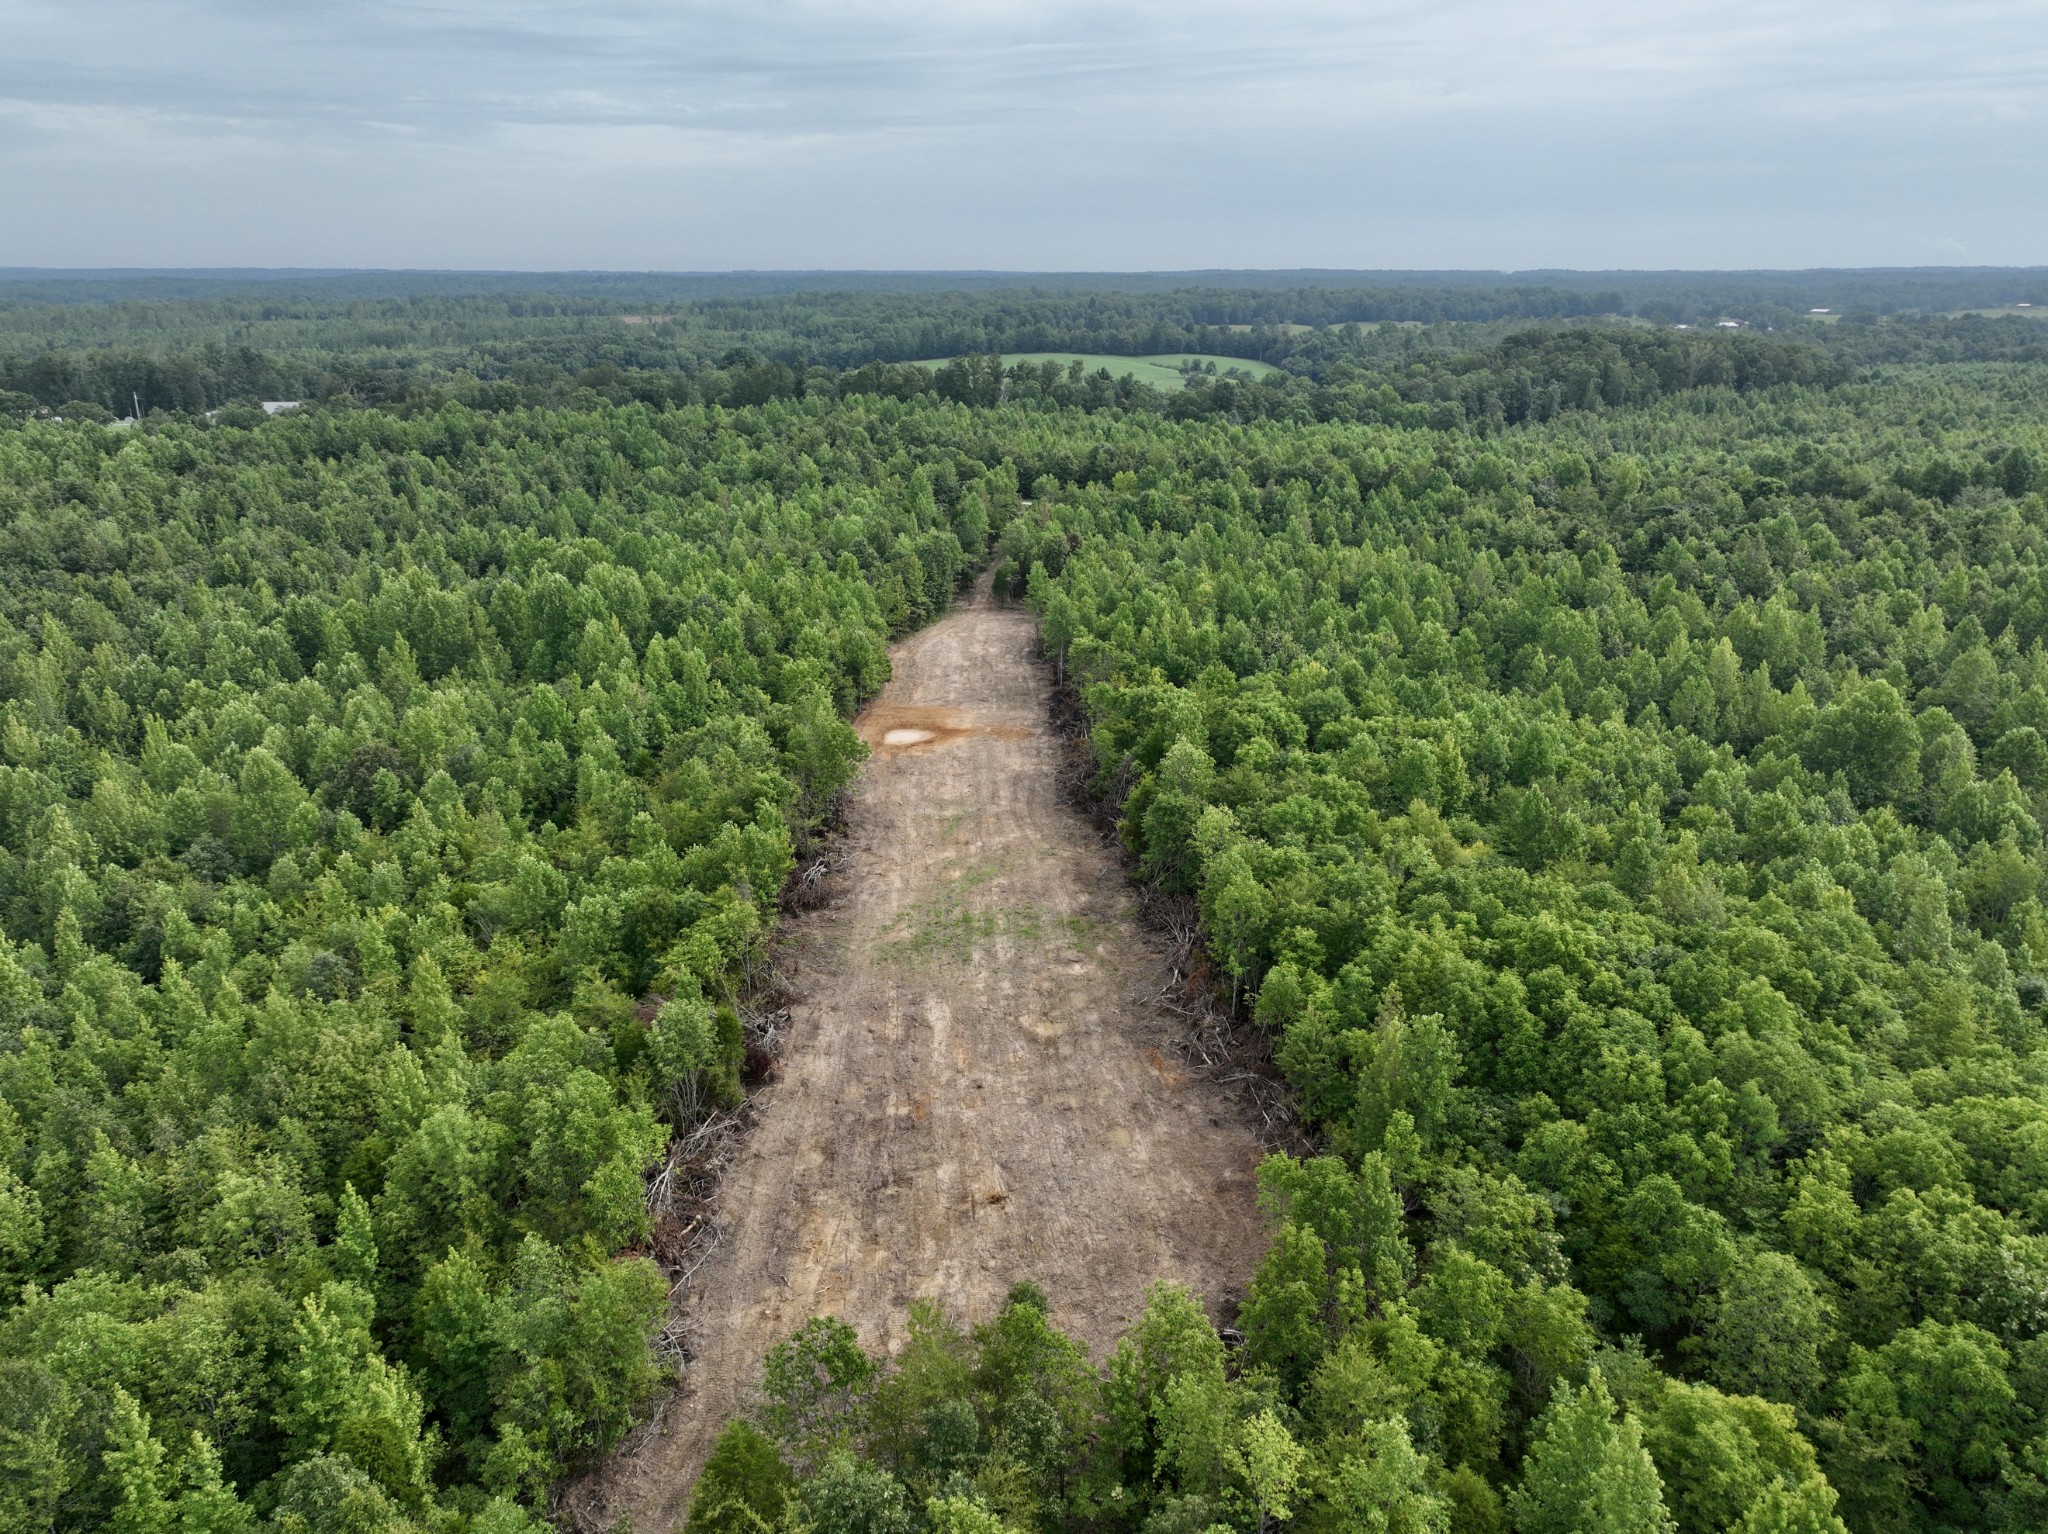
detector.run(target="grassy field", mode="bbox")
[907,352,1281,389]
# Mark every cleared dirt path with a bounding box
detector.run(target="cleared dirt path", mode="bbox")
[582,586,1269,1532]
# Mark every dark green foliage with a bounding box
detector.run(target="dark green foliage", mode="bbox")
[714,1275,1777,1534]
[0,391,993,1526]
[1510,1375,1673,1534]
[1237,1221,1331,1390]
[1009,356,2048,1532]
[15,283,2048,1532]
[760,1316,882,1473]
[685,1421,794,1534]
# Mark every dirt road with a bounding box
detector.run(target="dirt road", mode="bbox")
[580,587,1270,1532]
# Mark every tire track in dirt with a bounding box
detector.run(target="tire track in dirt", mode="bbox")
[576,585,1270,1532]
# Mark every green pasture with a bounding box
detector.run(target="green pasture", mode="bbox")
[908,352,1280,389]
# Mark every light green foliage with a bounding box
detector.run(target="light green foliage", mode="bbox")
[968,1283,1100,1508]
[1137,1494,1233,1534]
[106,1389,172,1534]
[276,1286,434,1510]
[1639,1380,1844,1534]
[796,1450,914,1534]
[1415,1246,1510,1359]
[267,1454,415,1534]
[1510,1375,1674,1534]
[1105,1281,1229,1484]
[103,1401,262,1534]
[760,1316,881,1474]
[1319,1417,1449,1534]
[1727,1481,1853,1534]
[725,1292,1464,1534]
[1256,1152,1413,1302]
[1305,1332,1416,1445]
[170,1434,259,1534]
[1155,1364,1239,1504]
[925,1491,1025,1533]
[1232,1409,1306,1527]
[0,1361,82,1533]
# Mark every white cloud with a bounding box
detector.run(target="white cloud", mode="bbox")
[0,0,2041,266]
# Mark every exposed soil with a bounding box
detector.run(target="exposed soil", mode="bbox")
[571,582,1271,1532]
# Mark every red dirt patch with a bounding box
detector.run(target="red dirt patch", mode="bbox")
[857,702,1032,750]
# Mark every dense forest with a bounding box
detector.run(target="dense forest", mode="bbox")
[0,385,997,1532]
[5,285,2048,1534]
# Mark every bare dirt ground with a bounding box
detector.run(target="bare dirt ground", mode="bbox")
[572,584,1272,1532]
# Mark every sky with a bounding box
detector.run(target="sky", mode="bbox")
[1,1,2043,271]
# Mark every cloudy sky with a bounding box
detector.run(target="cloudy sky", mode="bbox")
[1,1,2042,271]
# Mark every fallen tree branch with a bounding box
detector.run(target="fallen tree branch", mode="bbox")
[1035,630,1313,1159]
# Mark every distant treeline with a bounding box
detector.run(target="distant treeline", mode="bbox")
[1,273,2046,401]
[0,289,1608,385]
[0,323,1971,437]
[4,263,2046,313]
